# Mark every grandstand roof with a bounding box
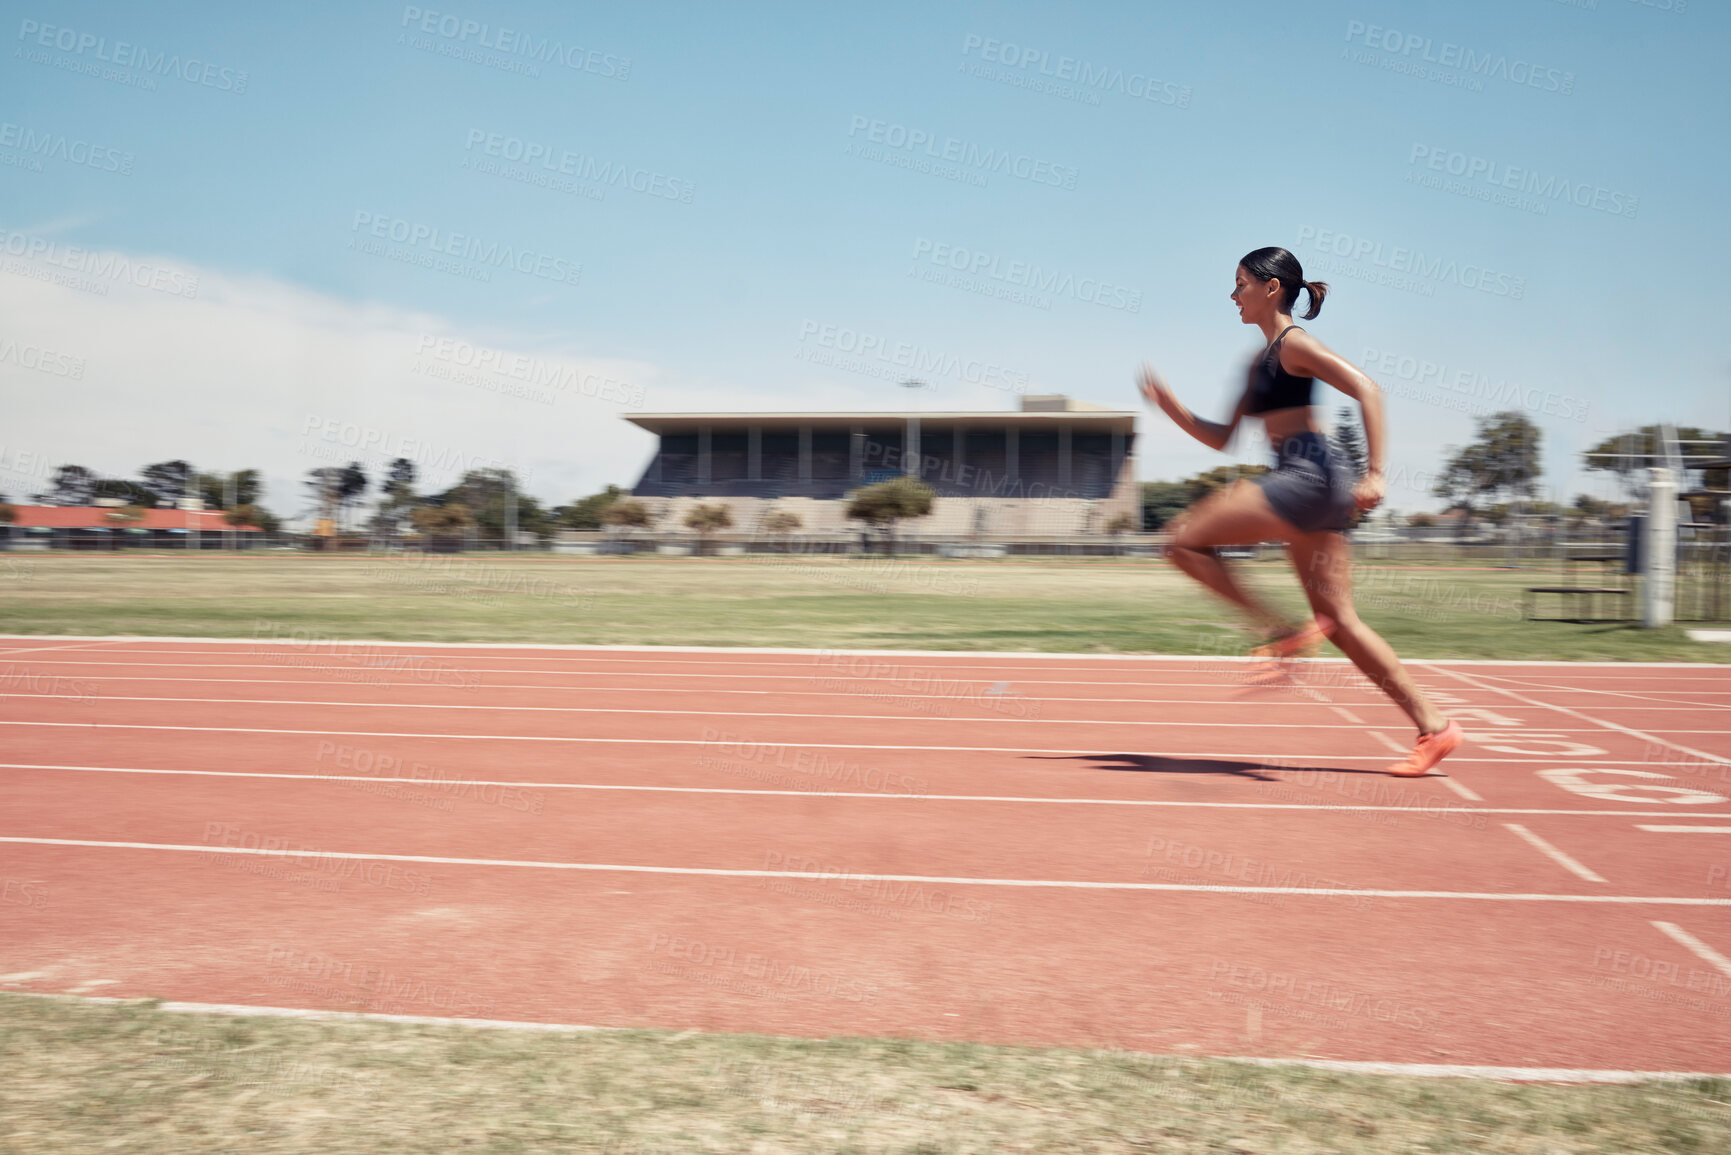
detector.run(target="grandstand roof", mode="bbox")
[626,409,1136,434]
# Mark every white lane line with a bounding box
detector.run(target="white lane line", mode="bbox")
[30,673,1731,722]
[1440,777,1485,802]
[0,673,1450,710]
[0,720,1704,766]
[1228,1056,1731,1084]
[1635,826,1731,834]
[1651,922,1731,979]
[1474,675,1728,711]
[1331,707,1367,724]
[0,692,1487,729]
[3,662,1397,694]
[6,635,1726,669]
[5,836,1728,904]
[5,988,1727,1079]
[0,640,136,659]
[1425,665,1731,769]
[5,761,1722,816]
[1368,731,1407,755]
[3,992,602,1032]
[1503,824,1607,883]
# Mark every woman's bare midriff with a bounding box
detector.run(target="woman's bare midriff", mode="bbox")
[1259,406,1318,441]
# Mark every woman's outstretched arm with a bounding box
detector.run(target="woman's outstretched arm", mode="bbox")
[1278,332,1387,511]
[1137,362,1250,453]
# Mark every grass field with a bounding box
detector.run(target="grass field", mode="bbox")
[0,551,1721,662]
[4,997,1728,1154]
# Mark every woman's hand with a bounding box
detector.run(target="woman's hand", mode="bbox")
[1352,470,1386,513]
[1137,362,1176,414]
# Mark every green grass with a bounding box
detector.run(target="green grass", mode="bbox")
[0,551,1721,661]
[0,551,1722,662]
[3,997,1728,1154]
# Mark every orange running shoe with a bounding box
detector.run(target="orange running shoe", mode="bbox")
[1386,720,1465,777]
[1251,614,1335,662]
[1244,615,1336,687]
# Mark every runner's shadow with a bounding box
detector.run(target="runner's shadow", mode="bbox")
[1029,753,1378,782]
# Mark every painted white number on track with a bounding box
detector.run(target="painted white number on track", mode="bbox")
[1537,768,1726,806]
[1475,731,1608,757]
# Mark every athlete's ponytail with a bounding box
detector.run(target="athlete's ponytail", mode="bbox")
[1240,246,1327,319]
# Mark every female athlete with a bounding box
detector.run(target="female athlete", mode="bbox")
[1138,246,1462,777]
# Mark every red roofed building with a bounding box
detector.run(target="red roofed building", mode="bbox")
[2,505,264,549]
[5,505,258,531]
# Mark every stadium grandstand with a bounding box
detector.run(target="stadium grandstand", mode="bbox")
[625,394,1138,539]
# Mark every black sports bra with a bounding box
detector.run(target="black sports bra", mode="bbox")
[1245,325,1314,415]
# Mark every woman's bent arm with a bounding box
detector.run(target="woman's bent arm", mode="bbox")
[1138,362,1249,453]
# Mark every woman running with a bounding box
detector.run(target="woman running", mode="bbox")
[1137,246,1462,777]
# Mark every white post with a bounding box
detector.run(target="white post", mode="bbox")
[1642,467,1676,628]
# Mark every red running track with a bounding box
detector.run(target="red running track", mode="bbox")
[3,636,1731,1074]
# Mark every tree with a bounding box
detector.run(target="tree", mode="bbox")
[106,504,147,526]
[1140,481,1189,531]
[411,503,475,535]
[1330,406,1367,480]
[602,499,654,536]
[1582,425,1723,476]
[225,504,278,532]
[762,510,802,534]
[372,458,419,537]
[555,485,628,530]
[1432,411,1542,529]
[845,475,935,553]
[195,469,263,510]
[1183,464,1269,504]
[683,503,734,554]
[428,468,548,541]
[90,478,162,507]
[36,464,98,506]
[140,461,193,505]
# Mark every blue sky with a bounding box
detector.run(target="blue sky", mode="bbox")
[2,0,1725,519]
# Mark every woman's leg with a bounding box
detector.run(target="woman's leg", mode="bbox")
[1166,481,1301,633]
[1285,530,1449,735]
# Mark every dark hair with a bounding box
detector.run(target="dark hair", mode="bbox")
[1240,246,1327,320]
